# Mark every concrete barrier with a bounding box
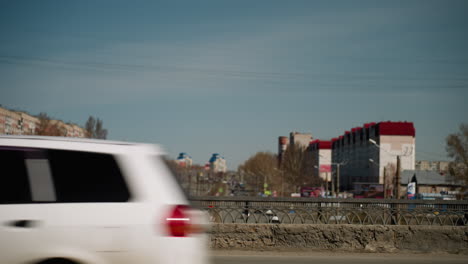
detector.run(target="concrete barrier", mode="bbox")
[209,224,468,254]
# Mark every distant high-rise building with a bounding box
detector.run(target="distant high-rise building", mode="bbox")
[278,136,289,165]
[278,132,313,166]
[209,153,227,173]
[176,152,193,168]
[289,132,313,149]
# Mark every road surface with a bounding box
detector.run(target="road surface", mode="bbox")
[210,250,468,264]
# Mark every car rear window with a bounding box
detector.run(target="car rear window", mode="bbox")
[0,147,130,204]
[48,149,130,203]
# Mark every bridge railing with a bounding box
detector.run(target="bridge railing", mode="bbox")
[190,196,468,226]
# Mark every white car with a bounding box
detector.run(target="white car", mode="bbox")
[0,135,208,264]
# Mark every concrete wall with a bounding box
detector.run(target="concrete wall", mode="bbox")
[209,224,468,254]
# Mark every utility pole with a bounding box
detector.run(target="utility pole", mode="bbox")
[325,172,329,197]
[383,166,387,199]
[336,164,341,196]
[196,172,200,196]
[331,171,335,197]
[281,170,284,197]
[188,171,192,197]
[395,155,401,199]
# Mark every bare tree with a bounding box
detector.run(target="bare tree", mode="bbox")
[95,119,108,139]
[35,112,64,136]
[85,116,96,138]
[238,152,280,195]
[446,123,468,187]
[281,143,321,193]
[85,116,108,139]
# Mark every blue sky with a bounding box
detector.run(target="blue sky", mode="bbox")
[1,0,467,169]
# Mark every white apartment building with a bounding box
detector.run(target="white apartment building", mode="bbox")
[0,106,86,138]
[209,153,227,173]
[177,152,193,168]
[0,107,39,135]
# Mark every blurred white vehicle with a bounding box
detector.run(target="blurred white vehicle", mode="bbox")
[0,136,208,264]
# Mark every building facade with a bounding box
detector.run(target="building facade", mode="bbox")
[400,170,463,199]
[0,107,21,135]
[332,121,416,191]
[415,160,449,173]
[308,140,332,183]
[277,136,289,165]
[176,152,193,168]
[18,112,40,135]
[0,106,86,138]
[209,153,227,173]
[289,132,313,148]
[0,107,40,135]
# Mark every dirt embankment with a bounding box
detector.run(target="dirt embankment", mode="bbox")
[208,224,468,254]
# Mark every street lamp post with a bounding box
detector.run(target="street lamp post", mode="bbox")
[329,162,346,197]
[325,172,329,197]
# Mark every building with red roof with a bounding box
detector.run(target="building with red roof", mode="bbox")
[308,139,333,195]
[332,121,415,195]
[277,121,416,197]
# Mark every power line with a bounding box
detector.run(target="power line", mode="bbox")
[0,55,309,79]
[1,54,468,84]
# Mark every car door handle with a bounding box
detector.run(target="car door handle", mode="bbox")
[6,220,39,228]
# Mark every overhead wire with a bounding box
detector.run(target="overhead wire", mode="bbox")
[2,54,468,84]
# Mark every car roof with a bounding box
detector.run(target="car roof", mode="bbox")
[0,135,166,155]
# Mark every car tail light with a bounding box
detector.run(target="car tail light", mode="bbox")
[165,205,193,237]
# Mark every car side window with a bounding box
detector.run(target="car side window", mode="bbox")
[0,148,32,204]
[48,149,130,203]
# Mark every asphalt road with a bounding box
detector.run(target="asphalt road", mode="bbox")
[210,251,468,264]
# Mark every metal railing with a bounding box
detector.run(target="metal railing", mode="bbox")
[190,196,468,226]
